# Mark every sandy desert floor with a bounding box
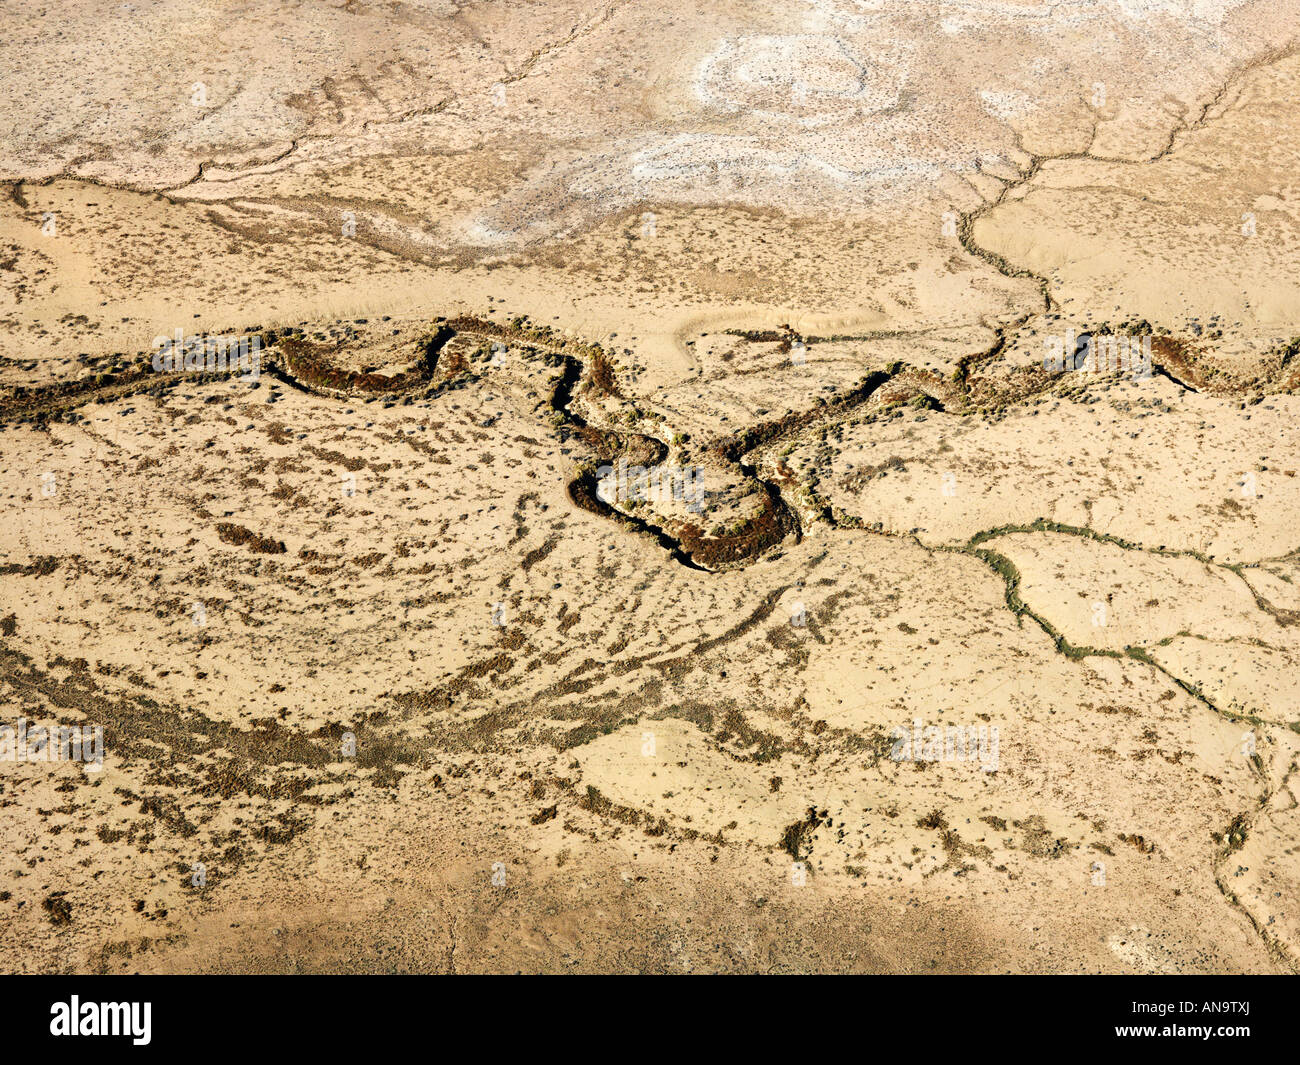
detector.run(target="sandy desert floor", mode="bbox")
[1,0,1299,973]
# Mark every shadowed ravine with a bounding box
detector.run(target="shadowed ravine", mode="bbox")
[2,313,1296,573]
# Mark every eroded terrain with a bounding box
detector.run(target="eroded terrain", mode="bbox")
[1,0,1298,973]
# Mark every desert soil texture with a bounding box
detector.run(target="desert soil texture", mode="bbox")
[2,0,1299,973]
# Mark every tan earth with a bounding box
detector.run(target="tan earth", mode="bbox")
[1,0,1298,973]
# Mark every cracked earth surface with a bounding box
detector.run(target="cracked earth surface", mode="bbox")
[1,0,1299,972]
